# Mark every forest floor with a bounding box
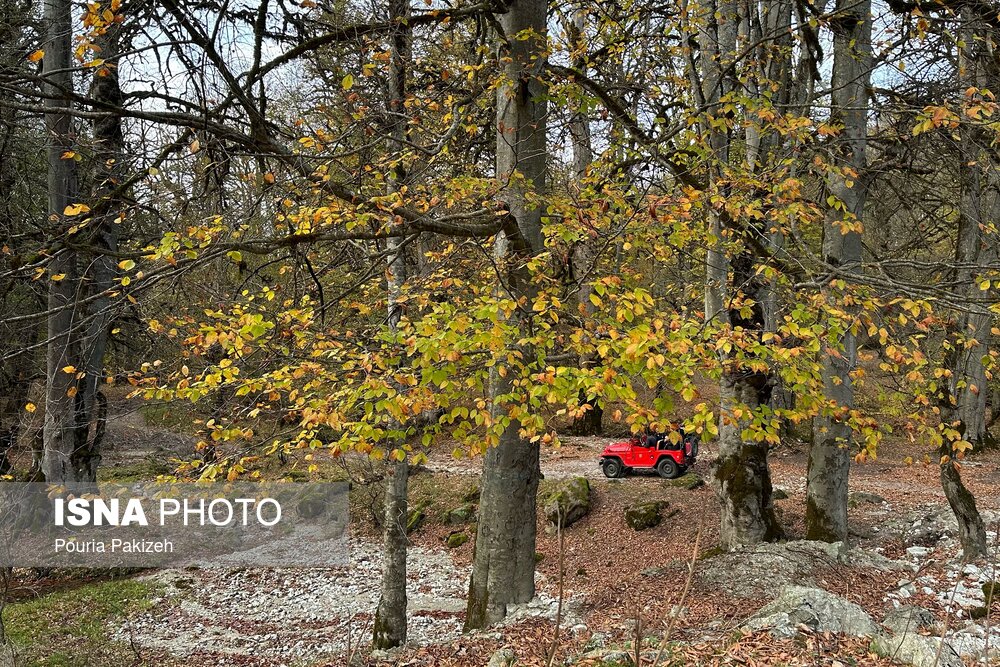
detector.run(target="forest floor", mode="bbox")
[5,398,1000,667]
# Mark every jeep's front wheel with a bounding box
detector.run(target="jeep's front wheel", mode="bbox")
[656,458,679,479]
[602,459,624,479]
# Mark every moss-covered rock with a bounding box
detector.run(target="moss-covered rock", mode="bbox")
[461,484,481,503]
[970,605,989,620]
[982,580,1000,604]
[625,501,665,531]
[446,531,469,549]
[445,502,476,525]
[406,508,426,534]
[665,472,704,490]
[543,476,591,530]
[772,488,789,500]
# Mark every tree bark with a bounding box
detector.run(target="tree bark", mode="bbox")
[936,5,992,560]
[806,0,871,543]
[466,0,546,629]
[42,0,86,485]
[695,0,783,550]
[566,9,602,437]
[372,0,412,648]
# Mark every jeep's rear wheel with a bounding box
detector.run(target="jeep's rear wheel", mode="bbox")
[602,459,624,479]
[656,458,680,479]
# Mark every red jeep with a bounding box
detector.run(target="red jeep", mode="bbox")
[599,430,698,479]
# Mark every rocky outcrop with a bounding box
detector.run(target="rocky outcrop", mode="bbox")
[871,633,963,667]
[744,586,879,639]
[699,540,911,599]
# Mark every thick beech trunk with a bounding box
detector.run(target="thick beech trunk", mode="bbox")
[806,0,871,543]
[711,254,783,549]
[466,0,546,629]
[372,0,412,647]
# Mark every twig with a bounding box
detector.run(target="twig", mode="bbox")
[546,505,566,667]
[651,514,704,667]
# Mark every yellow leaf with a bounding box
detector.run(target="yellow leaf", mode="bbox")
[24,403,36,413]
[50,273,66,281]
[62,365,77,374]
[61,151,76,160]
[118,259,135,270]
[190,138,200,153]
[63,203,91,216]
[342,74,354,90]
[102,8,114,21]
[28,50,44,62]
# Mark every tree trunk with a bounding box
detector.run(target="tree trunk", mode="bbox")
[372,457,408,648]
[466,0,546,629]
[566,9,601,437]
[711,255,783,549]
[806,0,871,543]
[372,0,412,648]
[936,6,992,560]
[41,0,86,485]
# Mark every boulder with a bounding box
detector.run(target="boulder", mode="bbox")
[665,473,704,490]
[772,488,789,500]
[871,633,963,667]
[486,648,516,667]
[405,508,425,534]
[624,501,666,531]
[446,531,469,549]
[543,476,591,530]
[745,585,879,638]
[882,606,936,635]
[445,503,476,525]
[849,491,887,507]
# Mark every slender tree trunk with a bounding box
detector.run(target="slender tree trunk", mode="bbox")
[566,9,602,437]
[372,0,412,648]
[466,0,546,629]
[936,6,991,559]
[42,0,86,485]
[806,0,871,543]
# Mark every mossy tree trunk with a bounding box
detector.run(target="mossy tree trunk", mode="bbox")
[711,256,783,550]
[466,0,547,629]
[806,0,871,543]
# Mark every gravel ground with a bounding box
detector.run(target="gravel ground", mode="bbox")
[112,538,579,666]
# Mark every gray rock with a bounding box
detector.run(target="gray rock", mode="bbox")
[849,491,888,507]
[486,648,516,667]
[598,651,634,666]
[745,586,880,638]
[871,633,963,667]
[883,606,936,635]
[544,476,591,531]
[698,540,910,599]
